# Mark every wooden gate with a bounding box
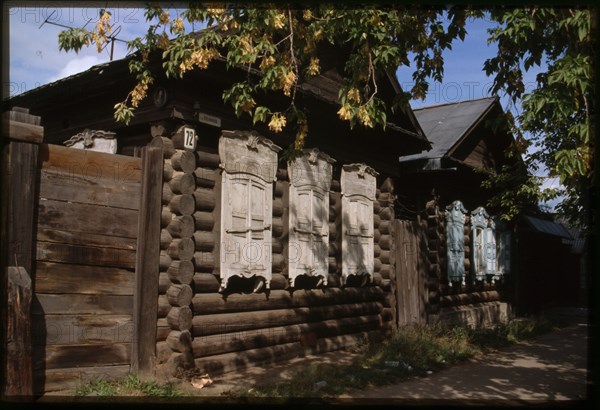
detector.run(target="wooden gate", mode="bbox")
[394,220,427,326]
[2,114,162,397]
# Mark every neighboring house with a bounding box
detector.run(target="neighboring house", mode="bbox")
[396,96,517,215]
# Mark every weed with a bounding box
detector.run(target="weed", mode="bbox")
[75,373,182,397]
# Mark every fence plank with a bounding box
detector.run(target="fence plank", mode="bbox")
[37,199,139,239]
[36,241,136,269]
[132,146,163,375]
[32,314,133,345]
[33,343,131,370]
[37,228,137,251]
[34,262,135,295]
[33,294,133,315]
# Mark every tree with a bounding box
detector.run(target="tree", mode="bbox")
[57,5,594,227]
[57,5,479,150]
[483,7,595,229]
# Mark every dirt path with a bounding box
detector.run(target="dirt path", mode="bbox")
[337,322,590,405]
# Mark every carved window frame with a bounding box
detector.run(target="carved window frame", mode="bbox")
[446,200,468,286]
[495,218,511,278]
[341,163,378,286]
[471,207,490,282]
[218,131,281,292]
[287,149,335,288]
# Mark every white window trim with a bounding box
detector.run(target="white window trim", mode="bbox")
[446,200,468,286]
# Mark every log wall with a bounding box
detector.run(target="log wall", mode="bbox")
[424,197,508,327]
[155,127,395,377]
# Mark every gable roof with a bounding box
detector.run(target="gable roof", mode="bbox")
[398,96,498,163]
[523,215,573,239]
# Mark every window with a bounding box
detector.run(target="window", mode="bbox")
[341,163,378,286]
[495,219,511,279]
[288,149,335,287]
[446,200,467,286]
[471,207,490,282]
[219,131,281,292]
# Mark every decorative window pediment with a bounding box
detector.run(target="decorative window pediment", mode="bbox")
[341,163,378,286]
[288,149,335,288]
[446,200,467,286]
[219,131,281,292]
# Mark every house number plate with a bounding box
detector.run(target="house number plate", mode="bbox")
[183,127,197,151]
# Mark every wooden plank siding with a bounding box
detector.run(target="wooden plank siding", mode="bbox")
[31,144,143,394]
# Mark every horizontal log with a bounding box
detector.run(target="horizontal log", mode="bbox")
[34,262,134,295]
[192,287,384,315]
[36,228,136,251]
[380,307,394,323]
[193,231,215,252]
[274,181,285,197]
[196,146,220,168]
[156,341,171,364]
[329,222,337,240]
[273,197,284,217]
[167,238,195,260]
[379,178,394,194]
[379,250,391,265]
[161,207,174,228]
[171,150,196,174]
[32,294,132,315]
[193,302,383,337]
[162,183,174,205]
[159,272,171,294]
[382,292,394,309]
[33,343,130,370]
[149,135,176,158]
[194,167,218,188]
[158,295,171,318]
[379,207,393,221]
[380,279,392,291]
[169,194,195,216]
[439,291,501,308]
[32,314,133,346]
[167,306,193,331]
[380,264,391,279]
[271,273,287,290]
[327,273,341,288]
[169,173,195,195]
[276,168,288,180]
[193,273,220,293]
[373,213,380,229]
[193,188,216,212]
[331,179,341,192]
[163,160,174,181]
[272,216,284,238]
[379,220,391,235]
[374,229,381,243]
[160,229,173,250]
[192,314,383,358]
[272,253,284,273]
[194,341,304,377]
[156,318,170,341]
[165,351,194,375]
[167,215,195,238]
[193,211,215,231]
[310,330,383,356]
[193,251,215,273]
[373,258,382,272]
[373,201,381,214]
[167,284,193,307]
[167,330,193,353]
[374,244,381,258]
[372,271,383,287]
[272,237,283,254]
[379,235,392,250]
[328,257,338,273]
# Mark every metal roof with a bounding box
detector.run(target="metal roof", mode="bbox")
[398,97,498,163]
[523,215,573,239]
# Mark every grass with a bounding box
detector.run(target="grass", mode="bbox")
[226,315,565,398]
[75,373,182,397]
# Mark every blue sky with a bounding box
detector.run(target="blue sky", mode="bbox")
[4,4,561,201]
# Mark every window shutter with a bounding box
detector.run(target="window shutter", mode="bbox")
[446,200,467,285]
[471,207,490,282]
[287,149,334,287]
[219,131,280,292]
[341,164,378,286]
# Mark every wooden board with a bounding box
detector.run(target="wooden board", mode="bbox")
[394,220,427,326]
[32,314,133,345]
[37,199,139,238]
[37,228,137,250]
[39,169,141,209]
[32,294,133,315]
[36,241,136,269]
[39,144,142,183]
[33,343,131,370]
[34,262,135,295]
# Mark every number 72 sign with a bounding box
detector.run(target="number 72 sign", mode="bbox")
[183,127,197,150]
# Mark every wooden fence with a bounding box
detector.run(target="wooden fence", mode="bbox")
[1,109,163,397]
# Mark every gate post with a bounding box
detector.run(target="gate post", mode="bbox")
[132,146,163,376]
[1,108,43,399]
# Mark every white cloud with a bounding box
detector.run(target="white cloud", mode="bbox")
[49,55,104,82]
